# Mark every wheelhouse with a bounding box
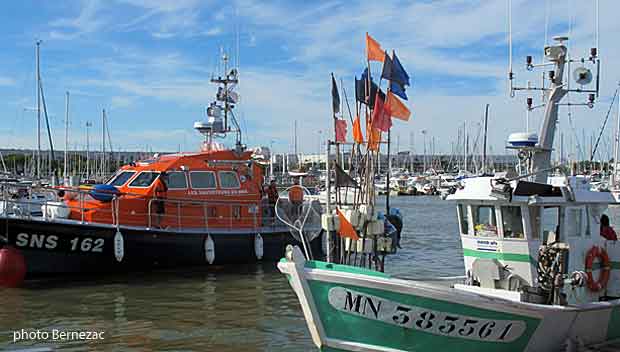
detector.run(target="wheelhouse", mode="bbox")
[65,149,266,230]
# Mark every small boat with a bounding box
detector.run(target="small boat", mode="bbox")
[280,30,619,351]
[0,55,321,283]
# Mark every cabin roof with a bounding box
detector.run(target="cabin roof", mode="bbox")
[447,175,617,205]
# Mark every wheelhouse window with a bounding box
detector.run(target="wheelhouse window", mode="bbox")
[190,171,216,189]
[219,171,240,189]
[566,207,583,237]
[457,204,469,235]
[128,171,160,188]
[107,171,136,186]
[542,206,560,243]
[501,206,524,239]
[166,171,187,189]
[472,205,497,237]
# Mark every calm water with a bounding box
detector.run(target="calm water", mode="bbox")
[1,196,462,351]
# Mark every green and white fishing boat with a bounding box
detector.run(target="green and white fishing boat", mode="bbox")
[278,17,620,352]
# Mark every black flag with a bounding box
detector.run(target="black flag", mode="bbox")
[331,73,340,114]
[334,161,358,188]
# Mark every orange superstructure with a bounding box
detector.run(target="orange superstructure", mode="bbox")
[66,149,265,229]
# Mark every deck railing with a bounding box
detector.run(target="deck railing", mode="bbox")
[0,181,292,232]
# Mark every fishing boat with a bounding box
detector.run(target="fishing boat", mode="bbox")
[279,21,620,351]
[0,54,321,285]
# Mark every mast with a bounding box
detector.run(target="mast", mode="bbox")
[36,40,41,179]
[102,109,106,177]
[86,121,91,180]
[64,91,69,181]
[483,104,489,174]
[614,83,620,187]
[530,38,568,182]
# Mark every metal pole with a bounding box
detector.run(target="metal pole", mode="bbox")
[36,40,41,179]
[64,91,69,182]
[325,140,332,263]
[483,104,489,174]
[86,122,91,180]
[102,109,106,177]
[385,129,391,214]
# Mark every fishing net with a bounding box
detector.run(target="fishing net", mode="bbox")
[275,185,323,259]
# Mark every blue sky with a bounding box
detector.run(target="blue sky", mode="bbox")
[0,0,618,160]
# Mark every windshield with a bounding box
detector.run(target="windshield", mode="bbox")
[107,171,136,187]
[128,172,160,188]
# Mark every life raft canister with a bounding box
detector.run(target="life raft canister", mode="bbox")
[585,246,611,292]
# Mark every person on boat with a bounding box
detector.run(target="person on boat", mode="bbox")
[153,172,168,228]
[600,214,617,241]
[288,178,304,219]
[266,180,279,222]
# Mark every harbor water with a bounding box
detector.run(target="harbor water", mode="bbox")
[4,196,612,351]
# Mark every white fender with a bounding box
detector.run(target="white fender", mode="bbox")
[114,230,124,262]
[254,233,264,260]
[205,235,215,264]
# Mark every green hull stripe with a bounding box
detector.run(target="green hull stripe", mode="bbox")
[308,280,539,352]
[462,249,534,264]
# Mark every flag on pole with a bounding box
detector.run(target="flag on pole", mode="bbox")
[367,120,381,151]
[331,73,340,114]
[390,80,408,100]
[355,78,378,106]
[352,114,364,143]
[336,208,360,240]
[371,91,392,132]
[366,33,384,62]
[334,162,359,188]
[385,91,411,121]
[335,119,347,143]
[381,51,410,89]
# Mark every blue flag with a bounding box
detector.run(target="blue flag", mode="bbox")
[390,81,408,100]
[392,52,410,87]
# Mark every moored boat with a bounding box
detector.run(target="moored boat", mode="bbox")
[279,23,620,352]
[0,55,322,283]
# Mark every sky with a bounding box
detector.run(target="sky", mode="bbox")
[0,0,618,160]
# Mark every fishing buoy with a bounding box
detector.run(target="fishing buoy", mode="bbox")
[0,246,26,287]
[254,233,264,260]
[114,230,124,262]
[205,235,215,264]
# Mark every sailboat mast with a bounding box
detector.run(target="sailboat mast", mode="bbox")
[483,104,489,174]
[64,91,69,181]
[86,121,91,180]
[102,109,106,177]
[615,85,620,184]
[36,40,41,179]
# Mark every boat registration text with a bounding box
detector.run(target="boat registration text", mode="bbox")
[328,287,526,343]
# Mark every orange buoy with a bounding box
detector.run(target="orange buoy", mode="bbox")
[0,246,26,287]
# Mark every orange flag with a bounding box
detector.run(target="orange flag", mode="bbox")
[366,33,384,62]
[336,208,360,240]
[366,120,381,151]
[385,91,411,121]
[352,115,364,144]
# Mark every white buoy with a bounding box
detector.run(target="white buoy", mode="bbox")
[114,230,124,262]
[254,233,264,260]
[205,235,215,264]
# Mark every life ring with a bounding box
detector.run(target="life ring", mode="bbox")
[585,246,611,292]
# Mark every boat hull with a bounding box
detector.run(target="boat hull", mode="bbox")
[1,217,322,276]
[279,247,620,352]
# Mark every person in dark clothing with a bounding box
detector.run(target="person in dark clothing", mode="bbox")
[266,180,279,222]
[154,172,168,228]
[600,214,617,241]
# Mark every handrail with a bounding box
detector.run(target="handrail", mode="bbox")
[0,180,290,232]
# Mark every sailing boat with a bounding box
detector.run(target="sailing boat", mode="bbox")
[279,12,620,352]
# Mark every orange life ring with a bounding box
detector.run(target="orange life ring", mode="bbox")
[585,246,611,292]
